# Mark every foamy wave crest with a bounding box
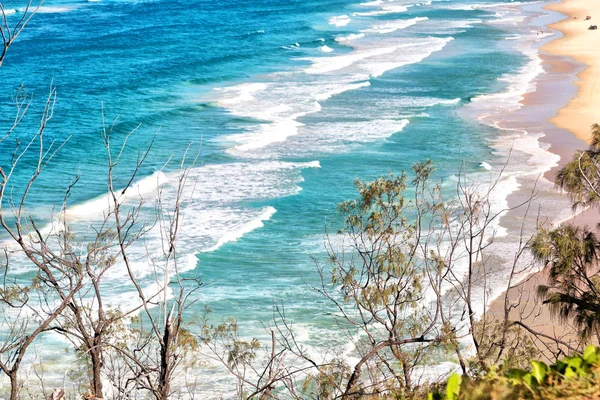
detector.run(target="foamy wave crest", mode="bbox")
[441,1,533,11]
[368,95,459,110]
[353,4,409,17]
[202,207,276,253]
[213,32,451,157]
[360,0,383,6]
[305,46,397,74]
[314,36,453,78]
[263,119,411,157]
[20,5,78,13]
[358,37,454,78]
[282,43,301,50]
[319,45,334,53]
[216,83,269,106]
[63,159,320,288]
[447,19,483,28]
[310,119,409,144]
[229,116,308,151]
[329,15,351,27]
[66,171,169,219]
[361,17,429,34]
[184,161,321,203]
[480,162,492,171]
[216,74,376,154]
[469,45,542,115]
[487,14,526,25]
[314,81,371,101]
[3,8,16,15]
[335,33,365,44]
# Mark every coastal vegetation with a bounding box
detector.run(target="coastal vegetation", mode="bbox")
[3,3,600,400]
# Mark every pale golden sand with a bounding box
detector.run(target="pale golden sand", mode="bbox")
[543,0,600,143]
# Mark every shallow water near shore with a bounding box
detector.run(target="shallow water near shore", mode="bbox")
[0,0,580,394]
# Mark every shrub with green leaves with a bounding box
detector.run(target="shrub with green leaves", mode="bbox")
[429,346,600,399]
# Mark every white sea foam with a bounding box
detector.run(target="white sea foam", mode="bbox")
[229,117,307,151]
[335,33,365,44]
[360,17,428,34]
[306,118,410,144]
[455,3,578,313]
[305,46,397,74]
[446,19,483,29]
[329,15,351,27]
[360,37,454,78]
[374,97,460,108]
[214,32,452,158]
[216,82,269,106]
[258,118,412,157]
[66,171,169,219]
[3,8,16,15]
[487,14,526,25]
[480,162,493,171]
[20,5,77,13]
[309,37,450,78]
[57,159,321,288]
[353,4,409,17]
[359,0,383,6]
[216,74,375,153]
[314,81,371,101]
[318,45,334,53]
[470,45,543,115]
[441,1,533,11]
[202,207,277,253]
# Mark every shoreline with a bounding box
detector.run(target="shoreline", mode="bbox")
[488,0,600,357]
[542,0,600,144]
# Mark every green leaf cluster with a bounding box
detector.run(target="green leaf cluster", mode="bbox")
[429,346,600,400]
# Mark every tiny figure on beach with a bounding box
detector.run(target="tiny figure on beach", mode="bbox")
[585,15,591,20]
[589,25,598,30]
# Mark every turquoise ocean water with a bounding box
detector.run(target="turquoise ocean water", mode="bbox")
[0,0,577,394]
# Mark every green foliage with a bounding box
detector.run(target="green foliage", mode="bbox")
[430,346,600,399]
[531,224,600,339]
[555,123,600,209]
[471,318,537,373]
[301,358,350,400]
[328,161,447,393]
[445,373,462,400]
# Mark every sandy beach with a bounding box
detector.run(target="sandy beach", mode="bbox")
[542,0,600,143]
[488,0,600,357]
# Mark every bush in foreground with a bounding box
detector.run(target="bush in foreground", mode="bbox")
[430,346,600,400]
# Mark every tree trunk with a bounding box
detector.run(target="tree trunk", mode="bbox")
[9,369,19,400]
[158,319,173,400]
[89,343,104,399]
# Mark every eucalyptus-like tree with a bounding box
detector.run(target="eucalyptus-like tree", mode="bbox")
[204,160,545,399]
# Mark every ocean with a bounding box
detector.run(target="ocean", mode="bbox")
[0,0,578,395]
